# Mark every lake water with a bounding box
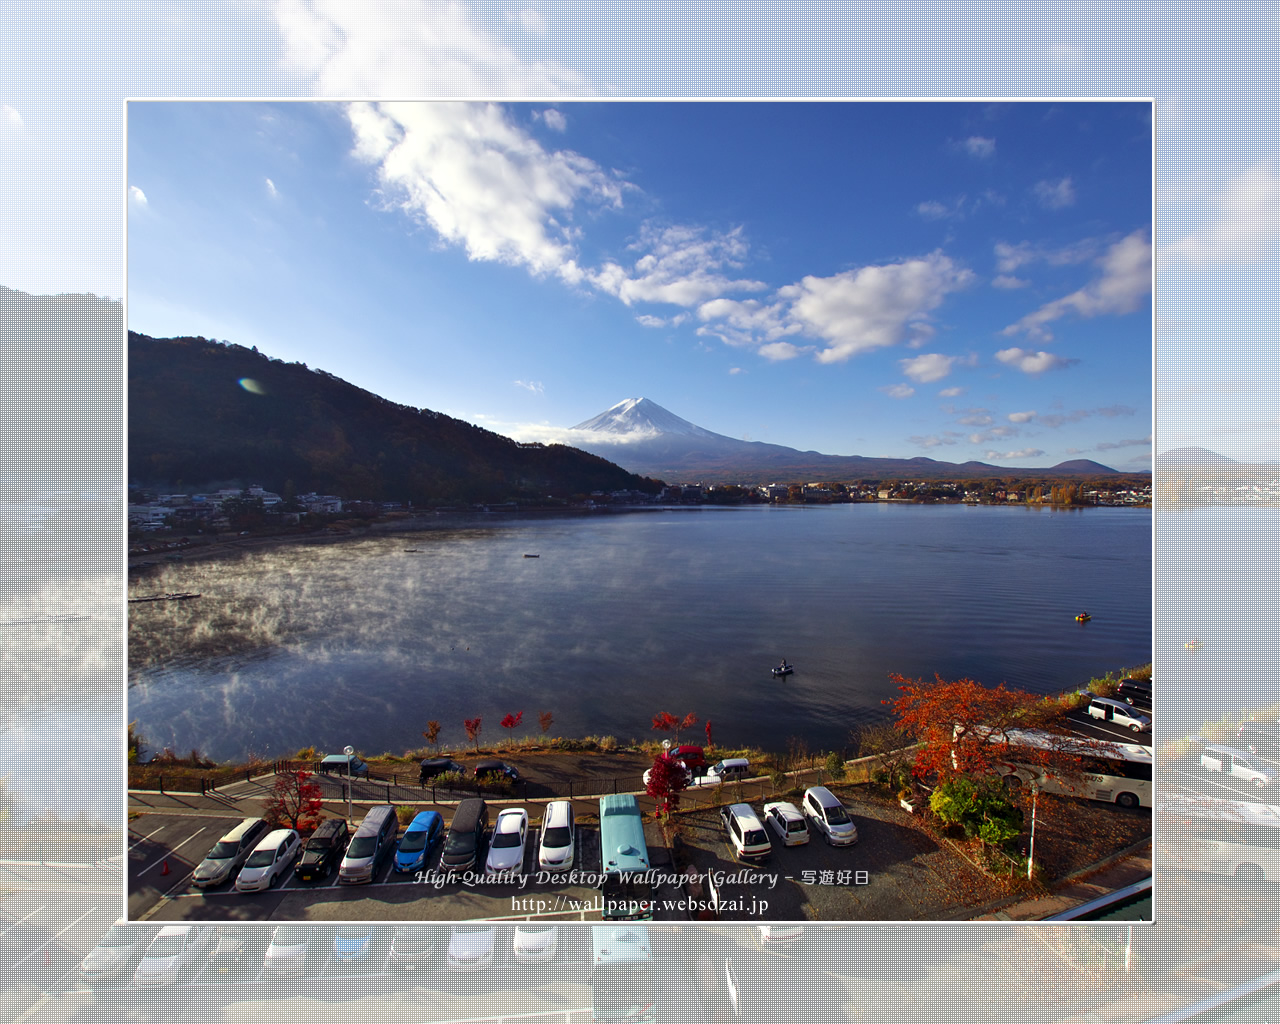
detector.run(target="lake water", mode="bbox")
[128,503,1152,763]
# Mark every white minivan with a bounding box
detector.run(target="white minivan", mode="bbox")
[802,786,858,846]
[1202,744,1278,788]
[1087,697,1151,733]
[234,828,301,892]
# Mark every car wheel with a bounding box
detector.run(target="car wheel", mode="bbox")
[1256,778,1268,789]
[1116,792,1139,809]
[1130,724,1142,733]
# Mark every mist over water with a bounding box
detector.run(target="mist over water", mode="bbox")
[128,504,1151,762]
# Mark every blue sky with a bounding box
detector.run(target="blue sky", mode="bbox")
[128,100,1151,470]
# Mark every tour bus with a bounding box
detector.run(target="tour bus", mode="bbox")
[1161,793,1280,884]
[959,725,1153,809]
[597,795,653,921]
[591,924,656,1024]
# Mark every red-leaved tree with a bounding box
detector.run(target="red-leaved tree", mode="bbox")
[704,719,713,751]
[262,769,324,832]
[652,711,699,745]
[887,673,1096,785]
[464,717,483,752]
[645,753,690,821]
[501,711,524,744]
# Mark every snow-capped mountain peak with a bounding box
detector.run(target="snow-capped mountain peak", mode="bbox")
[571,398,725,439]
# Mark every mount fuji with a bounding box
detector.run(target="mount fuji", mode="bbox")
[562,398,1123,483]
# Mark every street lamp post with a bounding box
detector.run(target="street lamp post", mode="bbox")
[1027,781,1039,881]
[344,744,354,826]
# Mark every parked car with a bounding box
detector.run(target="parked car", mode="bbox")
[133,925,215,988]
[536,800,576,873]
[419,757,467,784]
[762,801,810,846]
[191,817,269,889]
[474,759,520,783]
[235,828,301,892]
[388,925,445,971]
[512,925,559,963]
[440,799,489,872]
[1116,678,1152,708]
[293,817,349,883]
[206,925,262,980]
[332,925,376,964]
[318,753,368,777]
[673,744,708,769]
[262,925,311,978]
[1086,696,1151,733]
[394,810,444,873]
[339,805,399,884]
[692,758,752,787]
[78,921,152,984]
[485,807,529,874]
[802,786,858,845]
[447,925,497,971]
[1202,744,1278,788]
[720,803,772,861]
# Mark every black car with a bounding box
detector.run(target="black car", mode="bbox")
[419,757,467,785]
[473,759,520,782]
[293,818,350,882]
[1116,678,1152,709]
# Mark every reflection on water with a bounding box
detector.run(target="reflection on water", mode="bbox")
[129,505,1151,762]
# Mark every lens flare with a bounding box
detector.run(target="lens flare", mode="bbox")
[238,378,267,395]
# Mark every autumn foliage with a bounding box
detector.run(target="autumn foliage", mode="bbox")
[464,717,483,751]
[645,754,690,819]
[500,711,524,740]
[887,673,1088,783]
[262,769,324,832]
[652,711,699,743]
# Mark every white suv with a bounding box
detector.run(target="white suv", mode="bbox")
[719,803,772,861]
[802,786,858,845]
[234,829,301,892]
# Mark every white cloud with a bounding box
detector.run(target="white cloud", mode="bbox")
[1095,434,1151,451]
[916,200,950,219]
[995,237,1097,273]
[513,379,544,394]
[910,434,959,448]
[129,185,148,207]
[758,341,807,361]
[964,136,995,158]
[728,367,744,375]
[1002,228,1151,341]
[881,383,916,399]
[265,177,279,198]
[957,411,993,427]
[275,0,585,96]
[538,107,567,133]
[900,352,955,383]
[938,386,965,398]
[507,8,547,36]
[969,426,1017,443]
[1008,410,1037,423]
[1,104,23,129]
[985,448,1045,460]
[1163,157,1280,265]
[592,224,767,308]
[1034,176,1076,209]
[995,347,1077,374]
[778,251,974,364]
[992,274,1028,289]
[348,101,626,285]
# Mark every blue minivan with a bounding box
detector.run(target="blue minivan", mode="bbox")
[394,810,444,873]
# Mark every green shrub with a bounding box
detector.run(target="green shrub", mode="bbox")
[599,735,618,752]
[395,805,416,825]
[824,751,847,780]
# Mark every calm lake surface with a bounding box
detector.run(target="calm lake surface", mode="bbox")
[128,503,1152,762]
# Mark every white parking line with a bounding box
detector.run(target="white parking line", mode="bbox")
[127,824,169,854]
[9,907,100,969]
[0,906,47,940]
[138,826,213,876]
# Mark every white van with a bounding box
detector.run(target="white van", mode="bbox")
[802,786,858,845]
[1087,697,1151,733]
[1202,744,1278,788]
[693,758,752,787]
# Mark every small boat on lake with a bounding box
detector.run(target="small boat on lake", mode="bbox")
[1185,639,1203,650]
[524,554,540,558]
[1075,613,1092,622]
[772,662,794,678]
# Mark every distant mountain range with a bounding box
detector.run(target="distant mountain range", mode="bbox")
[128,333,662,503]
[565,398,1131,483]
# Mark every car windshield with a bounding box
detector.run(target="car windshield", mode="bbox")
[206,841,238,860]
[305,835,332,850]
[542,826,571,848]
[824,804,852,825]
[443,832,476,854]
[347,836,378,859]
[244,848,276,868]
[99,925,141,948]
[492,829,522,849]
[146,934,185,958]
[399,831,428,852]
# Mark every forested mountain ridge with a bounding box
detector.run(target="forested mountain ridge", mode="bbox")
[128,332,663,504]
